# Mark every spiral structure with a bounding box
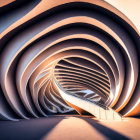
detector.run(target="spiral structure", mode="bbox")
[0,0,140,121]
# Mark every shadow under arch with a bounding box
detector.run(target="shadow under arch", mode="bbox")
[78,116,130,140]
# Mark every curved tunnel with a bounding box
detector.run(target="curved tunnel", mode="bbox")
[0,0,140,121]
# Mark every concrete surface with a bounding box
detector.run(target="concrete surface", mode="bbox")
[0,115,140,140]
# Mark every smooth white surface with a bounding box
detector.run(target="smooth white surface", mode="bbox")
[105,0,140,33]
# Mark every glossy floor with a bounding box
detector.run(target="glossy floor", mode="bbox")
[0,115,139,140]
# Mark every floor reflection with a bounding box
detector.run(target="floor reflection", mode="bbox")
[0,115,139,140]
[42,116,106,140]
[0,116,63,140]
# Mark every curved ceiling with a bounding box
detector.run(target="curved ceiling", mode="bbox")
[0,0,140,121]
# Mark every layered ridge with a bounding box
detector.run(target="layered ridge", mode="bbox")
[0,0,140,121]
